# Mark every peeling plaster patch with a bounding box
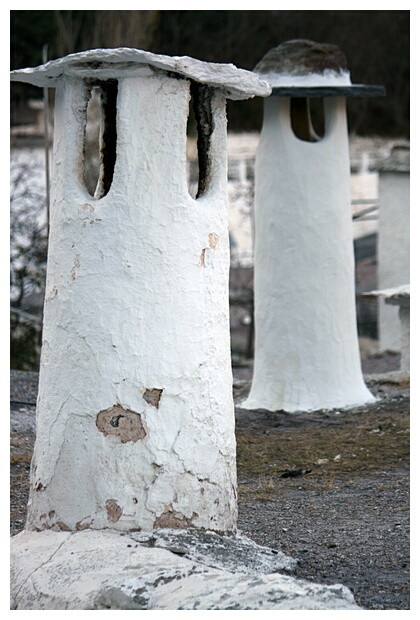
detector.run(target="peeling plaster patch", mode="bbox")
[71,256,81,281]
[199,234,218,267]
[106,499,122,523]
[208,232,218,249]
[76,518,93,531]
[199,248,206,267]
[40,520,52,530]
[57,521,71,531]
[38,509,73,531]
[142,388,163,408]
[153,504,198,529]
[96,405,146,443]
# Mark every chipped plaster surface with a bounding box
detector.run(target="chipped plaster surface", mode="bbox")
[10,530,360,610]
[96,405,147,443]
[244,97,374,412]
[25,70,237,533]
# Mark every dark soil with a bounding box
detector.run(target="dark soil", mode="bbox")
[10,354,410,610]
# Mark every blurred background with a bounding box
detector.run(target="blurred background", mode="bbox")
[10,10,410,370]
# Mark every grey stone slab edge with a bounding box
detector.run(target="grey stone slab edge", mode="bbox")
[10,529,360,610]
[270,85,386,97]
[10,47,271,100]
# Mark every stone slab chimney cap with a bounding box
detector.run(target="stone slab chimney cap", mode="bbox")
[254,39,385,98]
[10,47,271,101]
[377,144,410,173]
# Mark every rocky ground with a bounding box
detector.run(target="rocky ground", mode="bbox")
[10,352,410,610]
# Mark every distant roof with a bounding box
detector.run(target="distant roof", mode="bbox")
[10,47,271,101]
[254,39,385,97]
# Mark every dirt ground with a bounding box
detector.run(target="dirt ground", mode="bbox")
[10,352,409,610]
[232,353,409,611]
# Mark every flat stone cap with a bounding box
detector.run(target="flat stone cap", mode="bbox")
[10,47,271,100]
[255,39,349,81]
[363,285,410,307]
[377,145,410,172]
[254,39,385,97]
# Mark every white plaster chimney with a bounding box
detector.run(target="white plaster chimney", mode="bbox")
[11,48,270,533]
[377,145,410,353]
[243,40,384,412]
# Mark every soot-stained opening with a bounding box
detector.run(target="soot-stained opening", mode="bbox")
[290,97,325,142]
[83,79,118,198]
[188,81,215,199]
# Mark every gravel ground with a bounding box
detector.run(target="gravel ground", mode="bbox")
[236,472,409,610]
[10,354,410,610]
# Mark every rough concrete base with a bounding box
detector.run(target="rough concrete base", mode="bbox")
[365,371,410,385]
[11,529,360,610]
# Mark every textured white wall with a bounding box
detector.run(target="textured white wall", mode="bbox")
[378,172,410,352]
[244,96,374,412]
[398,306,410,374]
[27,74,237,533]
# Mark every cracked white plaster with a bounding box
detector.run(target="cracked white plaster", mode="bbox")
[11,49,269,534]
[172,426,221,477]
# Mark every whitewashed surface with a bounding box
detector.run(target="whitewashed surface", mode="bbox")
[11,133,403,276]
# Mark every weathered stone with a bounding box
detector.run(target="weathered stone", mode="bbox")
[10,530,360,610]
[10,47,271,99]
[256,39,347,73]
[132,527,297,574]
[254,39,351,87]
[377,144,410,173]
